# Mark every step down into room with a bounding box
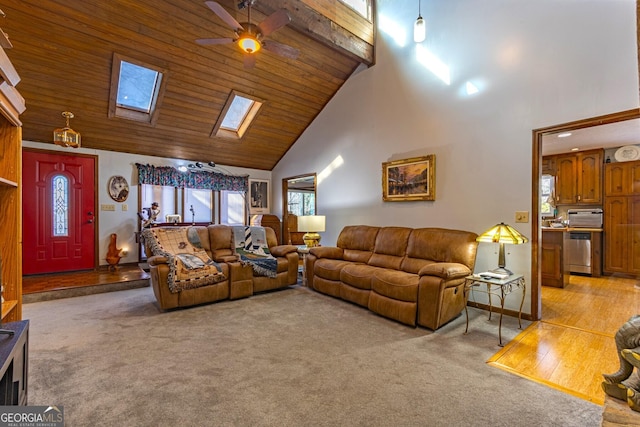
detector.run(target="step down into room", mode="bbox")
[22,264,150,303]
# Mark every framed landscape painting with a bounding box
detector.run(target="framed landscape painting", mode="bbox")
[249,179,270,214]
[382,155,435,201]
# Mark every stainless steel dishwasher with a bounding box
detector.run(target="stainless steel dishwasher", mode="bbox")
[567,231,591,274]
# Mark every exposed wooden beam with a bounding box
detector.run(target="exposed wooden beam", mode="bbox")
[252,0,374,65]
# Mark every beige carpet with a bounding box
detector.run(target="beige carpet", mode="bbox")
[23,285,602,426]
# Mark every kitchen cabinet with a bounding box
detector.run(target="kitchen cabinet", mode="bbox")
[604,196,640,275]
[554,149,603,205]
[541,229,568,288]
[604,160,640,196]
[541,156,556,175]
[604,160,640,275]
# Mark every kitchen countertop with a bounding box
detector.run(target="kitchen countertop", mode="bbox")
[541,227,603,232]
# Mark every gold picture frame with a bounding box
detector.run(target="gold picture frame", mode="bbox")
[382,155,435,201]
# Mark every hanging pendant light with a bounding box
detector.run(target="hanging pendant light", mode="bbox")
[53,111,81,148]
[414,0,426,43]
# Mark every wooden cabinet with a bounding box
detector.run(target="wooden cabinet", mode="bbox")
[0,41,25,323]
[555,154,576,204]
[541,230,568,287]
[554,149,603,205]
[604,160,640,196]
[604,196,640,275]
[541,156,556,175]
[604,160,640,275]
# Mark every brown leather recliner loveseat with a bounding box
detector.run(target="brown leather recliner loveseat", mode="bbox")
[305,225,478,330]
[144,224,299,310]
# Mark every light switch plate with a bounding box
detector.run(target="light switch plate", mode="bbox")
[515,211,529,223]
[101,204,116,211]
[122,204,128,211]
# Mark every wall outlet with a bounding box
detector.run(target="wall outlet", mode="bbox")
[101,204,116,211]
[122,204,128,211]
[515,211,529,223]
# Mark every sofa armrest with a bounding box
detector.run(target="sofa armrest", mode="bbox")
[214,254,240,263]
[147,255,169,266]
[419,262,471,281]
[269,244,299,257]
[309,246,344,259]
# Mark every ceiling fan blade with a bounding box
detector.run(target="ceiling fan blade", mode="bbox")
[258,9,291,36]
[263,40,299,60]
[243,54,257,69]
[195,37,234,45]
[204,1,244,31]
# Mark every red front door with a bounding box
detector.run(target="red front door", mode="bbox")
[22,150,96,274]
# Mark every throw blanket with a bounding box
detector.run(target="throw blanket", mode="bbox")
[142,227,226,293]
[232,226,278,278]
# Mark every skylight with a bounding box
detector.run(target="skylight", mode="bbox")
[108,53,167,125]
[220,96,254,131]
[117,61,159,113]
[339,0,371,19]
[212,91,264,140]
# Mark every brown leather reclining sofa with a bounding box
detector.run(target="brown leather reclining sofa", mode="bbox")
[146,225,299,310]
[305,225,478,330]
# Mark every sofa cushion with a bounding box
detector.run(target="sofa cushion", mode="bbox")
[405,228,478,268]
[315,258,351,281]
[337,225,379,263]
[341,264,385,290]
[369,226,412,269]
[371,270,419,302]
[208,225,237,262]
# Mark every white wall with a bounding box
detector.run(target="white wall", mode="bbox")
[272,0,639,314]
[23,140,271,267]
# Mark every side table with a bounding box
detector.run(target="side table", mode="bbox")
[297,246,310,286]
[463,274,525,346]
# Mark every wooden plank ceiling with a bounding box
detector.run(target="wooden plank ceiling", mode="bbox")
[1,0,374,170]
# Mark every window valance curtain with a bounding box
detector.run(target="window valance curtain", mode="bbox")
[135,163,248,192]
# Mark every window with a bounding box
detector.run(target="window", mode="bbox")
[185,188,214,223]
[220,191,246,225]
[52,175,69,237]
[339,0,371,19]
[212,91,264,139]
[287,190,315,216]
[109,53,167,125]
[140,184,178,222]
[541,174,555,217]
[140,185,246,226]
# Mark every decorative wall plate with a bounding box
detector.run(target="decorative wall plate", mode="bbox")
[614,145,640,162]
[108,175,129,202]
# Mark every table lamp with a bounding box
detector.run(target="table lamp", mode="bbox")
[297,215,325,248]
[476,222,528,276]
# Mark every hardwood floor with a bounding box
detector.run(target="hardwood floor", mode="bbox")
[22,264,150,302]
[489,274,639,405]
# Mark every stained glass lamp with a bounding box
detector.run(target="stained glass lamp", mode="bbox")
[476,222,528,276]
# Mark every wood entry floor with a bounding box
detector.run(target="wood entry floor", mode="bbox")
[22,264,150,303]
[489,275,640,406]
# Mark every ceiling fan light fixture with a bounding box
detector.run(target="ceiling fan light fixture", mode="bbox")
[414,0,426,43]
[238,34,261,53]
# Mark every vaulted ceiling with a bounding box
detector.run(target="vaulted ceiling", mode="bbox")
[1,0,374,170]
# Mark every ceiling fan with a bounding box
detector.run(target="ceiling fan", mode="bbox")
[196,0,300,69]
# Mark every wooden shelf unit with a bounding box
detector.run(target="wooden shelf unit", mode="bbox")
[0,39,25,323]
